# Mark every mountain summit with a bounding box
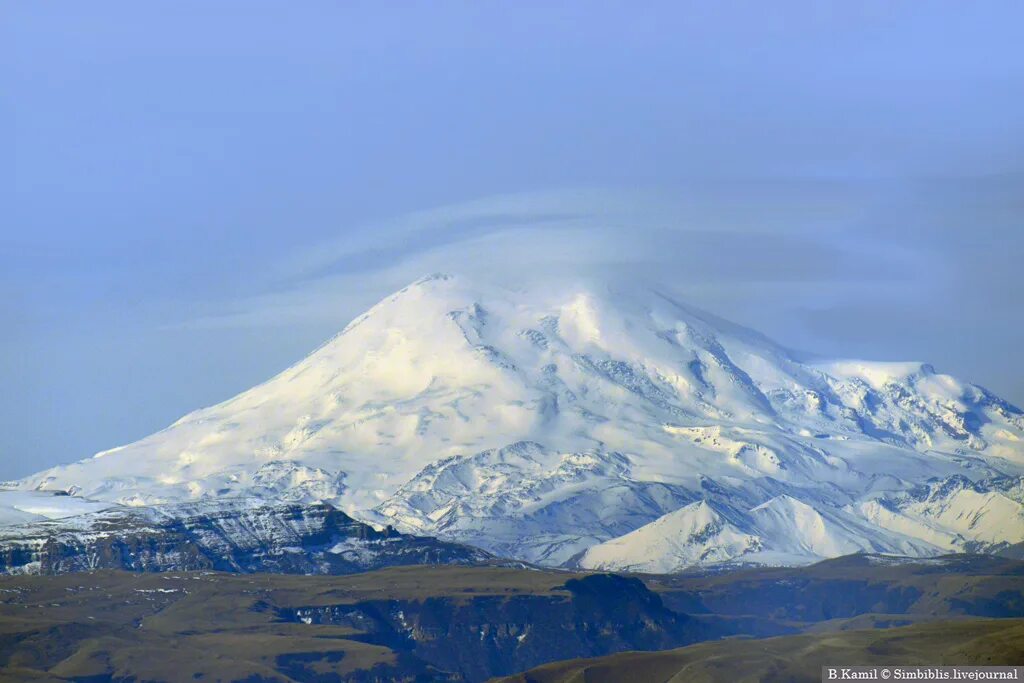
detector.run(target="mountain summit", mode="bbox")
[14,274,1024,568]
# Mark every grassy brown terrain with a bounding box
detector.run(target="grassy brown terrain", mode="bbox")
[0,555,1021,682]
[646,554,1024,623]
[0,567,579,682]
[494,618,1024,683]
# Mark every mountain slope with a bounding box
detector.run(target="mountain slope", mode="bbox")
[496,618,1024,683]
[576,493,950,572]
[577,500,762,573]
[13,274,1024,569]
[0,490,116,527]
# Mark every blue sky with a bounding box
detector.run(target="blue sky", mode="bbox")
[3,2,1023,478]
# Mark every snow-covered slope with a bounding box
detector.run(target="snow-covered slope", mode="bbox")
[577,492,947,572]
[14,274,1024,569]
[0,490,116,526]
[578,500,762,573]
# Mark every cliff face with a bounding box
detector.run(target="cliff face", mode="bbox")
[287,574,708,681]
[0,568,728,682]
[0,499,492,575]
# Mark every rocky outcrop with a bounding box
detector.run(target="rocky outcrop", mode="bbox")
[0,499,492,575]
[284,574,715,681]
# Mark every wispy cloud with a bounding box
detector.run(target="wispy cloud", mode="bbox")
[170,184,933,337]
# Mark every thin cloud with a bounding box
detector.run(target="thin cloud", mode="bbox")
[172,186,927,333]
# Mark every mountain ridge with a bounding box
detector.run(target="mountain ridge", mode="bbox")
[0,495,493,575]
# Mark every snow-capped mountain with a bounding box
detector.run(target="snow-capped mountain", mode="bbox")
[12,274,1024,570]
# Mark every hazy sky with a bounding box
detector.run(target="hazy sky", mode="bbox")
[3,2,1023,479]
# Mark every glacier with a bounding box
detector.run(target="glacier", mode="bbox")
[7,273,1024,571]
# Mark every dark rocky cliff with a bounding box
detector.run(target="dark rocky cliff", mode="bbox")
[283,574,715,681]
[0,500,492,575]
